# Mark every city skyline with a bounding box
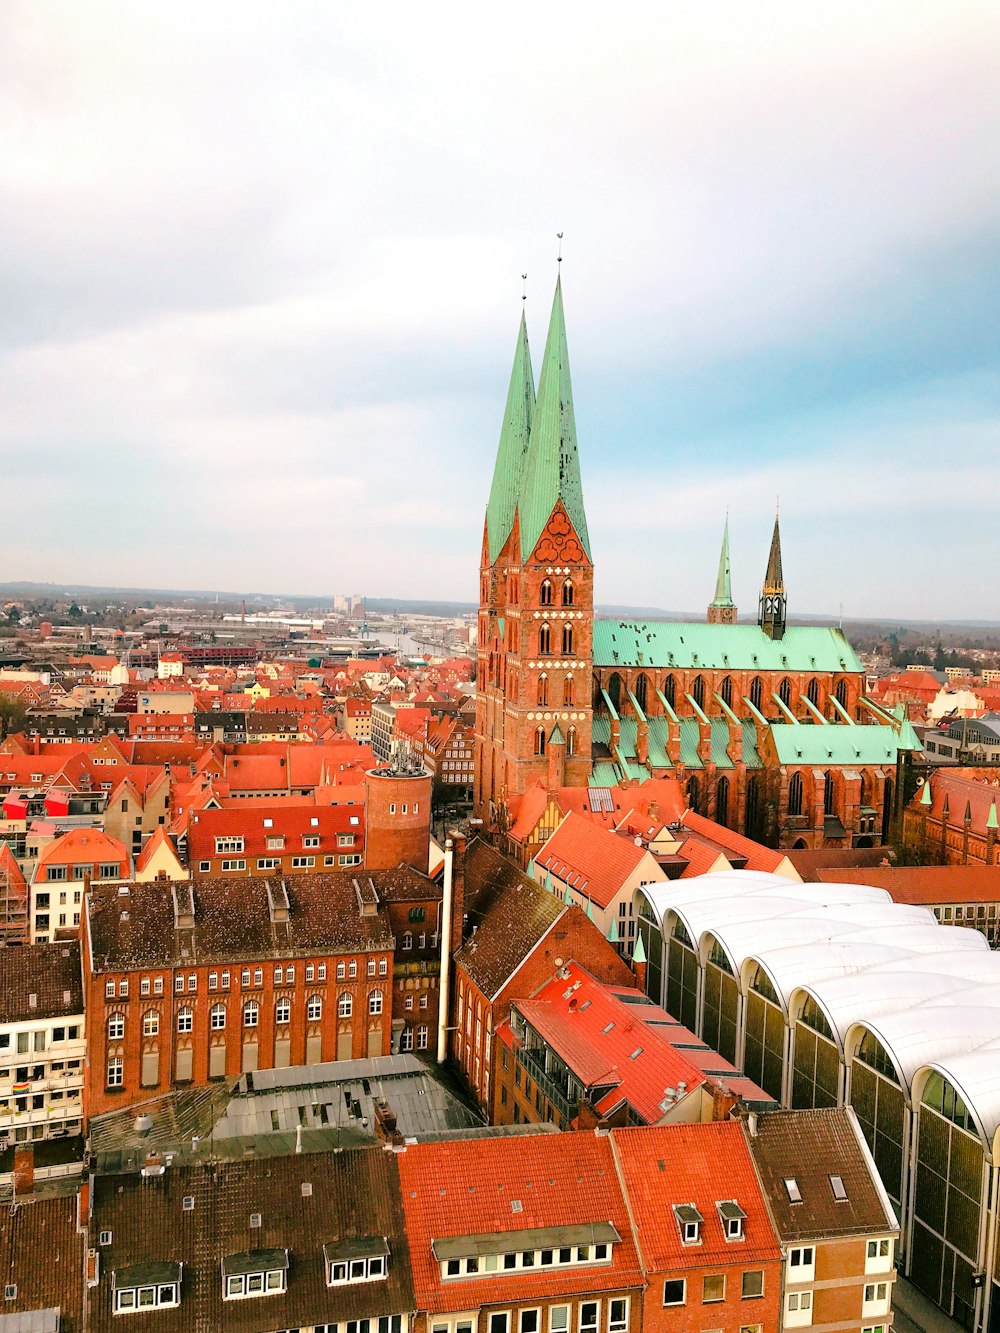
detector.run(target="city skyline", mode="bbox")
[2,3,999,618]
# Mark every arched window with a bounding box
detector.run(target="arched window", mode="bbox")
[562,580,574,606]
[537,674,548,707]
[716,776,730,826]
[882,777,894,842]
[750,677,763,711]
[720,676,733,708]
[108,1013,125,1041]
[692,675,706,710]
[567,726,577,757]
[635,674,648,712]
[859,772,870,807]
[824,771,835,816]
[534,726,546,756]
[563,674,574,706]
[307,995,322,1021]
[788,772,804,817]
[243,1002,258,1029]
[836,678,849,708]
[538,623,551,655]
[275,998,291,1025]
[338,993,353,1018]
[688,775,701,814]
[744,775,762,839]
[369,990,383,1016]
[561,624,573,655]
[608,674,622,711]
[540,579,553,606]
[663,675,676,709]
[177,1007,193,1033]
[142,1011,159,1037]
[807,678,820,707]
[779,677,792,707]
[210,1003,226,1030]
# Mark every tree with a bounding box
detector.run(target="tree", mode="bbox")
[0,695,29,740]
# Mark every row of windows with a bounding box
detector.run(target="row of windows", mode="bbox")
[469,1298,626,1333]
[399,1025,430,1052]
[0,1026,80,1053]
[538,578,575,607]
[663,1270,764,1304]
[537,625,575,656]
[536,674,576,707]
[443,1242,610,1280]
[106,959,386,1000]
[534,726,578,757]
[200,853,363,872]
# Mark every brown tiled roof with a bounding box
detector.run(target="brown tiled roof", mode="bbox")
[87,1149,414,1332]
[456,840,565,1000]
[747,1108,897,1241]
[85,872,411,970]
[0,1191,85,1332]
[786,846,894,880]
[814,864,1000,905]
[0,940,83,1023]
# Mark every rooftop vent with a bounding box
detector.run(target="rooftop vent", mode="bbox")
[250,1213,262,1229]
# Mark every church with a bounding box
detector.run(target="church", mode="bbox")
[474,277,919,850]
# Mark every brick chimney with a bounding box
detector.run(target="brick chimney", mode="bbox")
[13,1144,34,1196]
[449,833,467,956]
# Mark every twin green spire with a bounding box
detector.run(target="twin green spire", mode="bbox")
[485,278,591,564]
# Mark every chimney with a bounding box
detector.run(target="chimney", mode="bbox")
[449,833,467,958]
[13,1144,34,1196]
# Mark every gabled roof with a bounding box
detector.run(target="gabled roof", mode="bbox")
[747,1108,897,1242]
[36,825,128,870]
[680,810,790,875]
[397,1132,641,1313]
[456,840,566,1000]
[534,812,660,909]
[612,1121,781,1271]
[593,620,862,674]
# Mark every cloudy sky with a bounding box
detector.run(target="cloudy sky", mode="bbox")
[2,2,999,618]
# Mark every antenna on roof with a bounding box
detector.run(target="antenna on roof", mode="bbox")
[557,232,564,265]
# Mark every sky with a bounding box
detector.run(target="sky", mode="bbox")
[2,2,999,620]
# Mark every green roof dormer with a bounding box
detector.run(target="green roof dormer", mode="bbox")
[518,276,591,562]
[486,310,535,563]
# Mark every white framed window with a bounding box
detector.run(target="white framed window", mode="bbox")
[417,1025,429,1050]
[108,1013,125,1041]
[107,1057,123,1088]
[221,859,246,872]
[140,977,151,996]
[865,1237,893,1273]
[274,967,284,985]
[608,1298,628,1333]
[318,963,326,981]
[379,958,388,976]
[306,965,315,982]
[742,1270,764,1299]
[291,855,315,869]
[174,975,184,994]
[488,1315,510,1333]
[338,993,353,1018]
[208,972,218,990]
[579,1302,599,1333]
[349,961,357,979]
[863,1282,889,1316]
[177,1008,193,1033]
[519,1311,540,1333]
[119,979,129,997]
[550,1307,569,1333]
[400,1027,414,1051]
[113,1281,180,1312]
[223,1267,286,1300]
[105,979,116,999]
[153,977,164,995]
[327,1253,388,1285]
[275,998,291,1025]
[211,1004,226,1030]
[307,995,322,1020]
[788,1246,815,1280]
[703,1274,725,1303]
[244,1002,259,1028]
[220,970,230,989]
[786,1291,813,1327]
[254,968,263,986]
[369,990,383,1015]
[662,1278,685,1306]
[142,1011,159,1037]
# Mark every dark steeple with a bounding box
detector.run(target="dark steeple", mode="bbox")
[758,512,787,640]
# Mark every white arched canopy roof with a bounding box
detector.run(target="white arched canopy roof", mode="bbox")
[913,1038,1000,1156]
[741,942,920,1009]
[848,1005,1000,1097]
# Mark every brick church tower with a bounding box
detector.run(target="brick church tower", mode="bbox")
[475,278,594,824]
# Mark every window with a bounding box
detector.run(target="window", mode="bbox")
[177,1008,193,1033]
[489,1316,510,1333]
[306,965,315,982]
[114,1281,180,1312]
[674,1204,703,1244]
[291,855,315,868]
[242,968,251,987]
[379,958,388,976]
[175,975,184,995]
[829,1173,848,1201]
[784,1177,802,1204]
[534,726,546,756]
[274,967,284,985]
[140,977,151,996]
[417,1025,429,1050]
[540,579,553,606]
[254,968,262,986]
[538,624,551,654]
[266,835,283,850]
[211,1004,226,1030]
[208,972,218,991]
[703,1274,725,1303]
[520,1311,540,1333]
[338,993,353,1018]
[368,957,376,977]
[337,961,346,979]
[719,1200,746,1240]
[221,859,247,872]
[142,1011,159,1037]
[303,836,320,848]
[742,1270,764,1299]
[223,1265,287,1300]
[561,624,573,655]
[108,1013,125,1040]
[863,1283,889,1310]
[107,1057,123,1088]
[866,1237,892,1272]
[318,964,327,981]
[327,1252,388,1285]
[106,979,116,999]
[187,974,196,992]
[400,1027,414,1052]
[608,1298,628,1332]
[275,998,291,1025]
[154,977,164,995]
[119,979,129,997]
[220,971,230,989]
[788,1246,815,1277]
[244,1002,259,1028]
[550,1307,569,1333]
[307,995,322,1020]
[348,961,357,979]
[787,1292,812,1313]
[579,1303,599,1333]
[369,990,383,1015]
[663,1278,685,1306]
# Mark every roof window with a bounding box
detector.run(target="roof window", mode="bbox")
[673,1203,703,1245]
[784,1178,802,1204]
[830,1174,848,1201]
[717,1200,746,1240]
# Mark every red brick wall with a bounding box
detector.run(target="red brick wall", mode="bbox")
[365,769,432,871]
[639,1260,781,1333]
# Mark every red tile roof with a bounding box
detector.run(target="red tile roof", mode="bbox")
[398,1131,644,1312]
[611,1121,781,1271]
[916,769,1000,832]
[36,826,128,872]
[512,964,704,1123]
[680,810,786,873]
[534,813,653,909]
[814,863,1000,905]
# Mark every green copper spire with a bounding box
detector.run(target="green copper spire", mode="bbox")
[710,517,735,609]
[632,932,647,966]
[486,310,535,562]
[518,276,592,561]
[920,779,933,808]
[607,916,619,944]
[987,800,998,830]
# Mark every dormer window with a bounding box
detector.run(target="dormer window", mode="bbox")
[222,1249,288,1300]
[324,1237,389,1286]
[673,1204,703,1245]
[717,1200,746,1240]
[113,1262,182,1313]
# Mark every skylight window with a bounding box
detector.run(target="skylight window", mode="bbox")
[784,1178,802,1204]
[830,1174,848,1201]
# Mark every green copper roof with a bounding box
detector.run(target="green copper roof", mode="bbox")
[710,517,735,608]
[988,801,998,830]
[769,724,906,766]
[485,311,535,562]
[607,916,619,943]
[763,513,784,594]
[518,277,591,561]
[593,620,863,674]
[549,721,565,745]
[632,932,647,966]
[920,779,933,808]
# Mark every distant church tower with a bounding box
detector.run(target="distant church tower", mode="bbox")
[758,512,787,640]
[475,278,594,823]
[706,518,737,624]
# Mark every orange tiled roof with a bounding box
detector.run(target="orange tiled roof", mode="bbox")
[535,812,651,909]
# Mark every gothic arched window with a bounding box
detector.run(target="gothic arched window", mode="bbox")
[807,678,820,707]
[534,727,546,756]
[692,675,706,710]
[779,677,792,707]
[563,674,574,707]
[540,580,553,606]
[663,675,676,709]
[750,677,763,711]
[788,771,804,817]
[567,726,577,757]
[635,674,648,712]
[716,776,730,826]
[562,624,574,655]
[720,676,733,708]
[562,580,574,606]
[537,674,548,707]
[538,623,551,655]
